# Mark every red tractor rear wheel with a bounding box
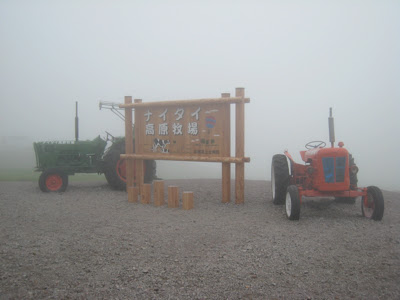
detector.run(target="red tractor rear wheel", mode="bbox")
[271,154,290,205]
[39,169,68,192]
[361,186,384,221]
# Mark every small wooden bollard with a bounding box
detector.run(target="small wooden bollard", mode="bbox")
[141,183,151,204]
[154,180,164,206]
[168,186,179,208]
[182,192,194,210]
[127,187,138,203]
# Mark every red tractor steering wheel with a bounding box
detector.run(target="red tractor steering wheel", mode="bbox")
[305,141,326,149]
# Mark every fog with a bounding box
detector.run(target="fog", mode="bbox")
[1,1,399,191]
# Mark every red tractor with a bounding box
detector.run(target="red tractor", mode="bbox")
[271,108,384,221]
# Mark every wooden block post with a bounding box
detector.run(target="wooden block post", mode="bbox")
[235,87,245,204]
[221,92,231,203]
[154,180,164,206]
[168,186,179,208]
[127,187,138,203]
[124,96,134,193]
[134,99,144,195]
[141,183,151,204]
[182,192,194,210]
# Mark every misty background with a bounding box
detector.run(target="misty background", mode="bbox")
[0,1,399,191]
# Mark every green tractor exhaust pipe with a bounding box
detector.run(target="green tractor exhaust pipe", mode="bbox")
[75,101,79,142]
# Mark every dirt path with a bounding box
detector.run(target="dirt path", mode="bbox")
[1,179,399,299]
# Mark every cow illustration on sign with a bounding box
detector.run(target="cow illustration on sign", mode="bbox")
[152,138,170,153]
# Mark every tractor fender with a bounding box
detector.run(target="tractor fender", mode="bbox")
[284,150,295,163]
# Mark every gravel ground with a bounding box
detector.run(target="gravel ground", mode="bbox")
[1,179,399,299]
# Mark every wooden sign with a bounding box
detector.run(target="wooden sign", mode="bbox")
[136,103,229,157]
[120,88,250,204]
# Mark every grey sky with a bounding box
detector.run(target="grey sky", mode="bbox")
[1,1,399,190]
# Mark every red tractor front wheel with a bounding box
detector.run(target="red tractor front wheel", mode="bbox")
[286,185,301,220]
[39,169,68,192]
[361,186,384,221]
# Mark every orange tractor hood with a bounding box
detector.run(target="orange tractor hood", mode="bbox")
[300,147,349,163]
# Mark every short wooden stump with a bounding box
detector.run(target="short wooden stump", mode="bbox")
[141,183,151,204]
[168,186,179,208]
[127,186,138,203]
[182,191,194,210]
[154,180,164,206]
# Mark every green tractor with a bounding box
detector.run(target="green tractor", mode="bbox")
[33,102,156,192]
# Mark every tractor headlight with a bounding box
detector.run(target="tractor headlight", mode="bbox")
[350,165,359,174]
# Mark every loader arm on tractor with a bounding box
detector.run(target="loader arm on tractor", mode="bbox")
[99,101,126,122]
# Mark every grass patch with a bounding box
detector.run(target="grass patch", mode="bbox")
[0,168,38,181]
[0,168,106,182]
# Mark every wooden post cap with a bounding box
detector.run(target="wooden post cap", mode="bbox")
[235,87,245,97]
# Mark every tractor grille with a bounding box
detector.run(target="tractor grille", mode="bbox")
[322,157,346,183]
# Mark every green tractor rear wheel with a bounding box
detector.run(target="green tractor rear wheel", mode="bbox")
[39,169,68,192]
[103,141,156,190]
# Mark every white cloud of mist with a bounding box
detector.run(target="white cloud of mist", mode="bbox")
[0,1,399,190]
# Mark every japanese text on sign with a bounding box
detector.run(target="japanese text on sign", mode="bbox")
[137,104,228,157]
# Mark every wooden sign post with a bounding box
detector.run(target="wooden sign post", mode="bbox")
[120,88,250,204]
[235,88,245,204]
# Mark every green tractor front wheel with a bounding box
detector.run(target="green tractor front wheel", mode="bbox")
[39,169,68,192]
